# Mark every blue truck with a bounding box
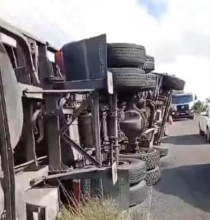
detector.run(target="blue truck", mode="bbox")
[171,92,197,120]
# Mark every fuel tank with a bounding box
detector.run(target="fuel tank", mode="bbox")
[120,109,144,143]
[78,113,94,148]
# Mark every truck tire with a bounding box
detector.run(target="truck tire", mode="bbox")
[154,145,169,158]
[153,73,185,91]
[109,68,156,90]
[130,180,148,207]
[119,158,146,185]
[145,166,161,186]
[109,67,145,75]
[107,43,146,68]
[119,148,160,171]
[142,55,155,73]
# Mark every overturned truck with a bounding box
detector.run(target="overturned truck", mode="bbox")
[0,19,185,220]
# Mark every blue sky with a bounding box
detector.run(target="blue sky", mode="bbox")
[138,0,168,18]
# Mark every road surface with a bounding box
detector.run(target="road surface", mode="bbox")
[132,117,210,220]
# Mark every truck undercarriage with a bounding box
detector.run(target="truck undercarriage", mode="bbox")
[0,19,185,220]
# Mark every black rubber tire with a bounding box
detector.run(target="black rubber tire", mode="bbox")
[145,166,161,186]
[139,148,160,170]
[119,148,160,171]
[109,68,157,90]
[153,73,185,91]
[130,180,148,207]
[107,43,146,68]
[142,55,155,73]
[118,157,146,185]
[109,67,145,75]
[154,145,169,158]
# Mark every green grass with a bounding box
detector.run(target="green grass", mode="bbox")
[58,197,128,220]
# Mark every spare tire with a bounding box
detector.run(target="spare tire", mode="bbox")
[142,55,155,73]
[145,166,161,186]
[120,148,160,171]
[153,73,185,91]
[130,180,148,207]
[118,157,146,185]
[109,68,157,90]
[108,43,146,68]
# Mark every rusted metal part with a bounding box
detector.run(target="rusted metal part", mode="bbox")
[32,167,109,182]
[153,74,163,101]
[45,94,62,171]
[107,94,119,164]
[78,113,94,148]
[24,103,38,167]
[24,88,94,94]
[0,19,57,52]
[14,156,47,171]
[91,91,103,195]
[0,19,40,86]
[157,91,172,143]
[146,100,155,128]
[19,83,43,99]
[60,91,96,135]
[62,134,101,167]
[31,107,44,144]
[92,92,102,166]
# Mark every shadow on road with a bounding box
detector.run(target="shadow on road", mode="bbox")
[155,163,210,213]
[172,118,189,122]
[162,134,208,145]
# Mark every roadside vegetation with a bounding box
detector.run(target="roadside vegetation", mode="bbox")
[58,197,129,220]
[192,97,210,114]
[192,100,205,114]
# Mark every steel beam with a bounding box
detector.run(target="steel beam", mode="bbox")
[62,134,101,167]
[157,90,172,143]
[92,91,102,165]
[60,91,96,135]
[45,94,62,171]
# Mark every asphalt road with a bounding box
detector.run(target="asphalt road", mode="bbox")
[146,117,210,220]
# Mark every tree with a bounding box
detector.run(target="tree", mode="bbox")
[206,97,210,103]
[192,100,204,113]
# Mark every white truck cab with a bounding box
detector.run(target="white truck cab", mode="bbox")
[199,103,210,142]
[171,92,197,120]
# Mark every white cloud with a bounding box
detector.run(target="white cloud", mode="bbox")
[0,0,210,100]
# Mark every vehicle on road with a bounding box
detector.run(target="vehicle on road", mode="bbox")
[171,92,197,120]
[198,103,210,142]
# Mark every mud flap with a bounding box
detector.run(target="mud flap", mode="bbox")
[61,34,107,82]
[78,169,130,210]
[102,169,130,210]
